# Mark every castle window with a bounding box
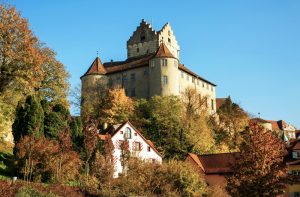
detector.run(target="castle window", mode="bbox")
[168,30,171,36]
[207,84,209,90]
[131,88,136,97]
[161,59,167,66]
[186,75,189,81]
[192,78,195,83]
[124,127,132,139]
[122,75,128,84]
[181,71,184,78]
[202,83,205,88]
[174,60,177,68]
[150,60,155,68]
[168,38,171,43]
[211,86,214,92]
[140,31,146,42]
[147,146,151,152]
[131,73,136,81]
[162,75,168,85]
[211,99,214,111]
[197,80,200,85]
[137,48,139,53]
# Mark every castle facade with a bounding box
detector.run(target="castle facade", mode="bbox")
[81,19,217,112]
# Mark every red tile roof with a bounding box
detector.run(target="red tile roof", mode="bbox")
[154,43,176,59]
[83,57,106,76]
[81,47,216,86]
[188,152,239,174]
[266,120,281,130]
[251,118,270,124]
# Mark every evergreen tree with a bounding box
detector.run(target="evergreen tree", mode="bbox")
[44,103,70,140]
[12,95,44,145]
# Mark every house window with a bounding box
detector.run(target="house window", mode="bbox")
[134,133,137,136]
[186,75,189,81]
[293,151,300,159]
[144,70,148,75]
[168,38,171,43]
[202,83,205,88]
[137,48,139,53]
[131,88,136,97]
[211,99,214,111]
[197,80,200,85]
[124,127,131,139]
[147,146,151,152]
[133,142,141,151]
[162,75,168,85]
[161,59,167,66]
[181,71,184,78]
[118,140,124,149]
[120,131,123,134]
[131,73,136,81]
[192,78,195,83]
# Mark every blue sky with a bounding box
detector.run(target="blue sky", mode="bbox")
[6,0,300,128]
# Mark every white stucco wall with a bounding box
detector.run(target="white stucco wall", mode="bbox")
[111,122,162,177]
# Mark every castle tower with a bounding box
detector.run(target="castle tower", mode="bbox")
[149,43,179,97]
[127,19,180,59]
[80,56,108,115]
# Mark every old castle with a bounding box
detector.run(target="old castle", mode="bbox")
[81,19,217,112]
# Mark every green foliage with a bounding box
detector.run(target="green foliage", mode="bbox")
[213,96,249,151]
[12,95,44,145]
[44,103,70,140]
[15,187,59,197]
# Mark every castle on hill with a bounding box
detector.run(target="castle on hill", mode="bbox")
[81,19,217,113]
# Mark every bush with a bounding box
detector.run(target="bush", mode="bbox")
[15,187,58,197]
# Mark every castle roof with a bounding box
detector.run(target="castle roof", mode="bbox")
[82,57,106,77]
[153,43,176,59]
[81,46,216,86]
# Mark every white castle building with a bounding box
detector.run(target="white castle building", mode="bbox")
[81,19,217,113]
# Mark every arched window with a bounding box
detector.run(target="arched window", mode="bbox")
[124,127,131,139]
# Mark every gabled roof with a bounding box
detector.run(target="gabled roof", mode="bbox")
[251,118,270,124]
[81,57,106,78]
[188,152,239,174]
[99,121,162,157]
[154,43,176,59]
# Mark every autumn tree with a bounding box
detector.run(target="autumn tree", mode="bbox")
[100,88,134,126]
[213,96,249,151]
[14,135,59,182]
[226,122,288,196]
[83,119,98,175]
[120,138,130,175]
[181,88,215,154]
[0,4,69,144]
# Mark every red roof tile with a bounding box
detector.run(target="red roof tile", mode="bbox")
[83,57,106,77]
[267,120,280,130]
[154,43,176,59]
[188,152,239,174]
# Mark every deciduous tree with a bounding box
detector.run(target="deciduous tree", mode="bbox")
[226,122,288,196]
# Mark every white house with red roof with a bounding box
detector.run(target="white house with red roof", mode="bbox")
[99,121,162,178]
